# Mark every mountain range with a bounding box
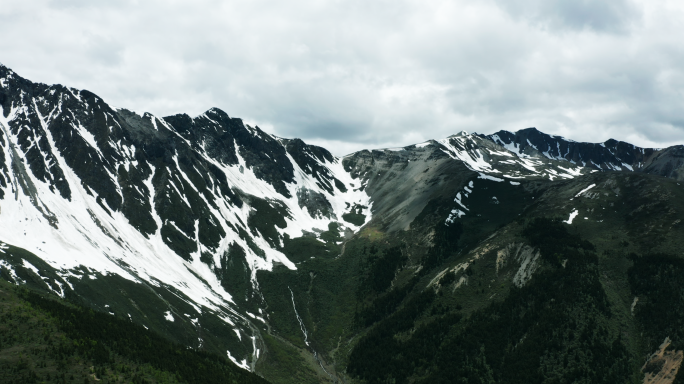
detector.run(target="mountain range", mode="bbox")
[1,63,684,383]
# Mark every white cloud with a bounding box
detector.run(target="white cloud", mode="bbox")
[1,0,684,155]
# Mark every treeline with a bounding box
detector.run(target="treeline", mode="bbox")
[353,217,463,329]
[422,220,463,272]
[7,286,268,384]
[348,289,442,381]
[2,280,182,384]
[423,220,629,383]
[347,218,638,384]
[354,276,418,328]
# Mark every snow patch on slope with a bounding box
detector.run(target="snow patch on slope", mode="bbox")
[164,311,174,322]
[446,180,476,224]
[574,184,596,197]
[1,97,375,368]
[563,209,579,224]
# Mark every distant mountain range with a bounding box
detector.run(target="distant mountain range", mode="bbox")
[2,63,684,383]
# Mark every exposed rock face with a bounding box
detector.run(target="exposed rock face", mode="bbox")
[342,145,471,231]
[642,145,684,181]
[494,243,540,287]
[296,188,334,219]
[486,127,654,170]
[282,138,344,194]
[642,337,683,384]
[486,127,684,179]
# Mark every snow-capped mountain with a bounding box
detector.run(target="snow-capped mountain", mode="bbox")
[0,63,371,369]
[2,63,684,377]
[340,128,684,232]
[485,127,684,179]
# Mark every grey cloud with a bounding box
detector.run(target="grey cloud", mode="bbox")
[1,0,683,156]
[493,0,641,33]
[84,34,125,67]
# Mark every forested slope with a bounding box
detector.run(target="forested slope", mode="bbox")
[255,171,684,383]
[0,279,269,384]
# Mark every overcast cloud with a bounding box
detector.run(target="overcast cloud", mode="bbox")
[1,0,683,155]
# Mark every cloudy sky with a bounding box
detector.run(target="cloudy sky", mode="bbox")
[1,0,683,155]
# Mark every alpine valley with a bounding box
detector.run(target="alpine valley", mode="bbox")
[1,63,684,384]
